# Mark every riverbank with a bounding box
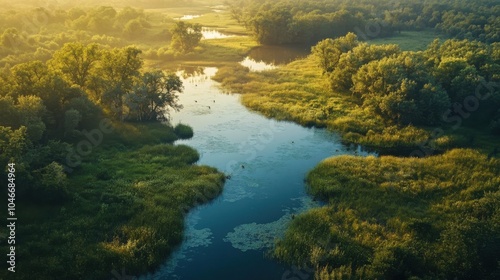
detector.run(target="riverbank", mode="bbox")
[1,121,225,280]
[213,52,498,156]
[211,33,500,279]
[213,58,448,155]
[275,149,500,279]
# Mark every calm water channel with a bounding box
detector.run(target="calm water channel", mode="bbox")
[139,53,371,280]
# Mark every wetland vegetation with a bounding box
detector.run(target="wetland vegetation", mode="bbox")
[0,0,499,279]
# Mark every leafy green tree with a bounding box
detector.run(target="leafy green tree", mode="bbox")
[16,95,47,142]
[0,28,24,49]
[250,7,294,44]
[87,6,117,33]
[124,19,143,38]
[0,126,29,167]
[0,95,19,127]
[170,21,202,53]
[330,43,401,92]
[353,52,450,125]
[33,161,68,202]
[125,71,183,121]
[50,43,101,88]
[9,61,50,98]
[312,33,360,74]
[97,47,143,119]
[312,38,341,73]
[64,95,101,129]
[117,7,144,23]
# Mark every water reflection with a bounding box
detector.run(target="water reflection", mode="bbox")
[240,45,310,72]
[139,67,373,280]
[248,45,310,65]
[211,5,225,13]
[239,57,277,72]
[201,27,235,40]
[177,66,205,79]
[174,15,201,20]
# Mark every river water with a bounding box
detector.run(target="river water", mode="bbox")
[140,60,370,280]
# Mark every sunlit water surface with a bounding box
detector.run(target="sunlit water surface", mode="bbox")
[201,27,235,40]
[139,63,371,280]
[240,45,310,72]
[174,15,201,20]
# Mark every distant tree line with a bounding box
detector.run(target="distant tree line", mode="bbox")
[0,5,203,66]
[226,0,500,45]
[0,6,167,66]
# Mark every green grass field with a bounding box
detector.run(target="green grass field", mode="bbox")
[368,30,446,51]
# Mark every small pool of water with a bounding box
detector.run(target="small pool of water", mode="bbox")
[202,27,235,40]
[139,67,372,280]
[211,5,226,13]
[239,57,277,72]
[175,15,201,20]
[240,45,310,72]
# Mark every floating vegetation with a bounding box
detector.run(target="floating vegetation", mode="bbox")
[223,196,322,252]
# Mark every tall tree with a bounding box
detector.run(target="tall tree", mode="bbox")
[312,33,360,74]
[352,52,450,125]
[170,21,203,53]
[97,47,143,120]
[16,95,47,142]
[125,71,183,121]
[50,43,101,89]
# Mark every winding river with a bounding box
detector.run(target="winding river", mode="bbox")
[140,58,371,280]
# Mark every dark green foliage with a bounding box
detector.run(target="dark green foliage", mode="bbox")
[352,52,451,125]
[174,123,194,139]
[125,71,183,122]
[32,161,68,202]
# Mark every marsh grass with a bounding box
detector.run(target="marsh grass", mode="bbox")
[275,149,500,279]
[2,122,225,279]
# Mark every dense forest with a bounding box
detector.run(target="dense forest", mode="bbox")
[0,0,499,279]
[227,0,500,45]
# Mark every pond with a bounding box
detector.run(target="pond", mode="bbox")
[174,15,201,20]
[240,45,310,71]
[201,27,235,40]
[139,66,372,280]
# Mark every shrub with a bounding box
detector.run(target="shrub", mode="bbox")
[174,123,194,139]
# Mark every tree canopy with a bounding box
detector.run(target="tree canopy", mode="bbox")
[170,21,203,53]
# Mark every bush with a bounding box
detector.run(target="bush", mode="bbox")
[174,123,194,139]
[33,162,68,202]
